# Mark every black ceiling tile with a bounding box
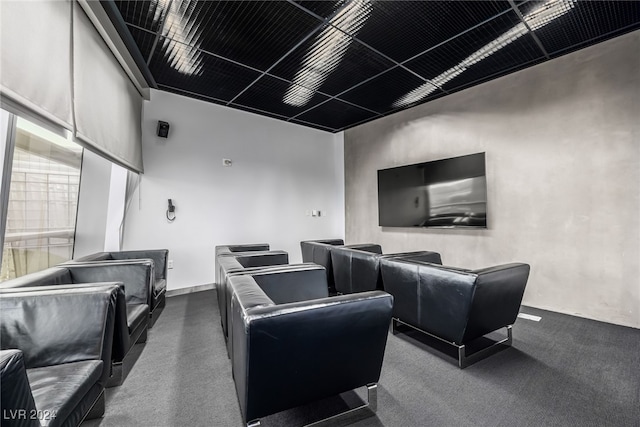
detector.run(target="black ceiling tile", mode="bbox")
[158,84,228,106]
[446,56,546,96]
[114,1,164,32]
[404,11,545,96]
[232,75,330,118]
[296,99,378,130]
[338,67,438,114]
[289,118,337,133]
[227,103,291,121]
[341,1,513,63]
[126,24,158,62]
[292,1,347,20]
[149,38,261,102]
[519,0,640,57]
[269,27,394,97]
[157,1,323,72]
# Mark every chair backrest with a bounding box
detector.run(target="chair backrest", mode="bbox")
[331,247,383,294]
[0,285,118,385]
[245,265,328,305]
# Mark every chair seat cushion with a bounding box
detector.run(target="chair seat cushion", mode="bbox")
[126,304,148,333]
[154,279,166,296]
[26,360,102,427]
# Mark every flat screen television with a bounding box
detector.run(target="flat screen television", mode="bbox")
[377,152,487,228]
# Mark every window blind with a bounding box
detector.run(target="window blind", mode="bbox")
[72,3,144,173]
[0,1,74,131]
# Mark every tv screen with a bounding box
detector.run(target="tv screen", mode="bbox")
[377,152,487,228]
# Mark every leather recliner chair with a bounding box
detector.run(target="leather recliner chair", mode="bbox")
[331,246,443,294]
[0,284,118,426]
[300,239,383,294]
[228,272,393,426]
[67,249,168,327]
[0,262,152,386]
[380,257,530,368]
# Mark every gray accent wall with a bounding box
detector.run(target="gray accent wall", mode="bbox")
[344,30,640,328]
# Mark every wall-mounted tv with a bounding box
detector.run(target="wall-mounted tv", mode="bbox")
[378,152,487,228]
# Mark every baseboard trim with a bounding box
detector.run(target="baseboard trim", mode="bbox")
[167,283,215,298]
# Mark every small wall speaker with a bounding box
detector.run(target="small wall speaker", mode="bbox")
[157,121,170,138]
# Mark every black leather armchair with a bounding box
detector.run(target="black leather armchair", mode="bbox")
[68,249,168,327]
[216,250,289,341]
[228,273,393,426]
[0,263,151,386]
[330,246,443,294]
[0,284,118,426]
[380,258,530,368]
[300,239,383,294]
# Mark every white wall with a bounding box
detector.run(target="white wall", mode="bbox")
[75,151,128,257]
[74,149,112,257]
[123,89,345,291]
[344,31,640,328]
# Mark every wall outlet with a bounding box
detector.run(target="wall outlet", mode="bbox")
[168,260,174,269]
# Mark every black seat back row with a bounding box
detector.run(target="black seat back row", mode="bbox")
[380,258,530,345]
[330,246,443,294]
[300,239,383,293]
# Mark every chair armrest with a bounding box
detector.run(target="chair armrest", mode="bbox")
[232,291,392,422]
[1,349,39,427]
[65,261,153,306]
[463,263,530,342]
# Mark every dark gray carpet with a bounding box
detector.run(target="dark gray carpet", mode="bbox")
[83,290,640,427]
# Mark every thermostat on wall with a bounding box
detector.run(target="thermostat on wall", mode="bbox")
[222,159,232,167]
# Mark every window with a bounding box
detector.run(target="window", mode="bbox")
[1,114,83,280]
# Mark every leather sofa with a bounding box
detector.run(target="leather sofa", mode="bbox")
[216,249,289,341]
[228,272,393,425]
[331,246,443,294]
[0,284,118,426]
[380,257,530,368]
[68,249,168,327]
[300,239,383,294]
[0,263,151,386]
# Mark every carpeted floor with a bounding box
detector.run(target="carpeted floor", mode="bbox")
[82,289,640,427]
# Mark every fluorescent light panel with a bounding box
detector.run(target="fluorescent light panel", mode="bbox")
[153,0,205,76]
[393,0,576,108]
[283,0,373,107]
